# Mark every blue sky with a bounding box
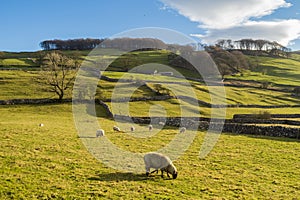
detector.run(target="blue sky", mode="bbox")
[1,0,300,51]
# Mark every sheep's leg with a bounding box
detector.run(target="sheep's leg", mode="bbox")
[147,169,159,176]
[166,171,170,178]
[161,169,164,178]
[145,167,150,176]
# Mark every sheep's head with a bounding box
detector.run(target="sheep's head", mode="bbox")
[166,164,178,179]
[172,171,178,179]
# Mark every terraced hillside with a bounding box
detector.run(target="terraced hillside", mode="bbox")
[0,50,299,199]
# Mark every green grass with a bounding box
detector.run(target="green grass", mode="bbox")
[102,70,191,83]
[192,84,299,106]
[290,52,300,61]
[228,56,300,87]
[111,50,169,66]
[1,69,299,121]
[2,69,298,106]
[103,50,203,79]
[108,101,300,119]
[0,58,38,68]
[223,86,298,105]
[109,99,201,117]
[96,79,156,100]
[225,107,300,119]
[0,51,42,59]
[0,71,57,100]
[0,103,299,199]
[102,71,300,107]
[1,51,300,199]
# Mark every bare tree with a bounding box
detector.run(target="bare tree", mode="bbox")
[37,52,78,101]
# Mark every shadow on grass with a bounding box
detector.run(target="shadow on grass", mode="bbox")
[244,134,300,143]
[223,132,300,143]
[78,136,97,138]
[88,172,174,182]
[88,172,149,182]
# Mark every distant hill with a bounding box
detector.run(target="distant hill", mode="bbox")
[1,49,300,85]
[292,50,300,55]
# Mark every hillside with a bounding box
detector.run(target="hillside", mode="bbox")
[1,50,300,126]
[1,49,300,102]
[0,50,300,199]
[227,56,300,87]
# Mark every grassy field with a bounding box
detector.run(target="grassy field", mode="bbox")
[1,51,300,199]
[0,58,37,67]
[0,103,299,199]
[1,69,299,119]
[0,70,79,100]
[0,71,56,100]
[228,56,300,87]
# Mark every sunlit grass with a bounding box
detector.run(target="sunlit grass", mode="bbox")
[0,104,299,199]
[1,51,300,198]
[228,56,300,86]
[0,70,56,100]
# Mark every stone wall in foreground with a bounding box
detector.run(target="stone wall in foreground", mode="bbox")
[113,115,300,139]
[1,98,299,139]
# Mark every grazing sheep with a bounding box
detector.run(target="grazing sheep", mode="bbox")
[144,152,178,179]
[130,126,135,132]
[96,129,105,137]
[148,125,153,131]
[179,127,186,134]
[113,125,121,132]
[158,121,165,126]
[39,123,44,127]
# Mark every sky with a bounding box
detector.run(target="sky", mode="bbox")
[1,0,300,52]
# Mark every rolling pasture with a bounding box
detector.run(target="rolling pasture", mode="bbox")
[0,51,300,199]
[1,103,299,199]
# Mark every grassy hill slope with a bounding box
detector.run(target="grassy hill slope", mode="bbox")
[228,56,300,87]
[0,50,299,199]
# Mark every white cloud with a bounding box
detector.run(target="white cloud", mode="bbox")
[161,0,291,29]
[161,0,300,47]
[193,19,300,46]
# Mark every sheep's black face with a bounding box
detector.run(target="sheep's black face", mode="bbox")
[172,172,178,179]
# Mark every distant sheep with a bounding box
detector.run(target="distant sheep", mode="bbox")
[96,129,105,137]
[39,123,44,127]
[158,122,165,126]
[179,127,186,134]
[113,125,121,132]
[130,126,135,132]
[148,125,153,131]
[144,152,178,179]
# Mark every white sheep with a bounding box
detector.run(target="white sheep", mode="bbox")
[148,125,153,131]
[130,126,135,132]
[158,121,165,126]
[96,129,105,137]
[144,152,178,179]
[39,123,44,127]
[179,127,186,134]
[113,125,121,132]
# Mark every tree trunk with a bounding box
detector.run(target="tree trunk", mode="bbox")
[58,92,64,102]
